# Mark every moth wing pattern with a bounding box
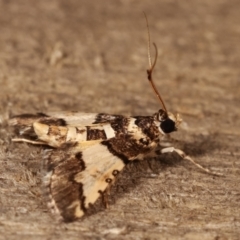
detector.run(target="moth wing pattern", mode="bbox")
[44,140,125,222]
[9,112,121,147]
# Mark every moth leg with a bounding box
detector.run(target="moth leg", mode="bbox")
[160,147,223,176]
[11,138,46,145]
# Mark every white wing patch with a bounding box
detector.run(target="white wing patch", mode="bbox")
[103,124,115,139]
[76,143,125,208]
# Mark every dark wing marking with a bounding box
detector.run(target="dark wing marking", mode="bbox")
[43,141,125,222]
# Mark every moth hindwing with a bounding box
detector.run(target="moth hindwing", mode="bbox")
[9,18,221,222]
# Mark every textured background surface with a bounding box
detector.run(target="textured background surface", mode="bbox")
[0,0,240,239]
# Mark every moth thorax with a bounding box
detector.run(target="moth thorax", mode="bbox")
[156,109,182,134]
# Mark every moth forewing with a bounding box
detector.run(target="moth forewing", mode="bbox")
[43,141,126,221]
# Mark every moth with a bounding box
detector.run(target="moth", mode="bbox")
[9,17,220,222]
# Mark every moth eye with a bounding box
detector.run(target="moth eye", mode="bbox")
[112,170,119,176]
[105,178,112,183]
[160,118,176,134]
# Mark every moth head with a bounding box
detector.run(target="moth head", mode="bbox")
[144,23,182,134]
[156,109,182,134]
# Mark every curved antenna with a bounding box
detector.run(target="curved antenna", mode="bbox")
[143,12,152,69]
[143,12,168,113]
[147,43,168,113]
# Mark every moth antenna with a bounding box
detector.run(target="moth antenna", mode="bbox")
[143,12,168,113]
[143,12,152,69]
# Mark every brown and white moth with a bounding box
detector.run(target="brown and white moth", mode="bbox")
[9,17,221,222]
